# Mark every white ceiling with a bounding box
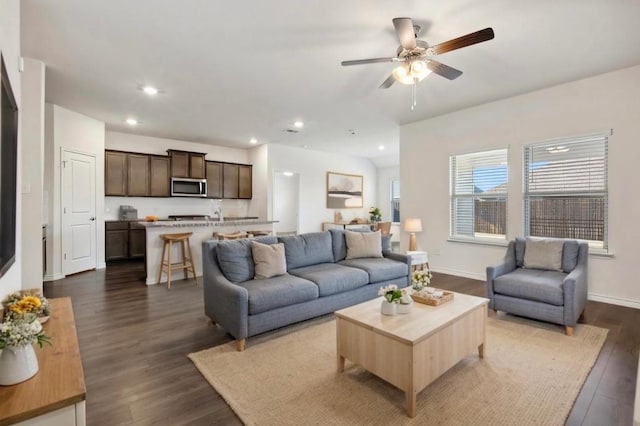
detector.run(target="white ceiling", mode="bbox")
[21,1,640,167]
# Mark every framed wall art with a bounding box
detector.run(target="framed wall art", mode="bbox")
[326,172,363,209]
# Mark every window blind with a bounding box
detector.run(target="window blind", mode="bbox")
[450,148,508,239]
[523,133,608,248]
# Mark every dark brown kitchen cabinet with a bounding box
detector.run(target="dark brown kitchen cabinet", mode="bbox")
[129,223,146,258]
[150,155,170,197]
[105,222,129,260]
[223,163,239,198]
[106,221,146,261]
[127,153,150,196]
[238,165,252,199]
[190,154,206,179]
[168,150,206,178]
[105,151,127,196]
[206,161,223,198]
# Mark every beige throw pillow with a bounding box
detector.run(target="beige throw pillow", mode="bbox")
[345,230,383,260]
[251,241,287,279]
[523,237,564,271]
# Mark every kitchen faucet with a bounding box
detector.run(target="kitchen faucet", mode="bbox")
[213,206,223,221]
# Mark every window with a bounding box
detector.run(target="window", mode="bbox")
[524,134,608,249]
[450,148,508,241]
[390,179,400,223]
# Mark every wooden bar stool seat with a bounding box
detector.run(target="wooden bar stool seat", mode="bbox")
[216,231,248,240]
[247,230,272,237]
[157,232,198,289]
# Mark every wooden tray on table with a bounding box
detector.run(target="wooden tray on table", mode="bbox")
[411,289,454,306]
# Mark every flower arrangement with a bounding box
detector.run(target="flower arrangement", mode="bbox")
[378,284,402,303]
[2,291,51,321]
[0,313,51,349]
[411,268,433,291]
[369,206,382,223]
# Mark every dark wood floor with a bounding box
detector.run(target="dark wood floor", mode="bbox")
[44,262,639,426]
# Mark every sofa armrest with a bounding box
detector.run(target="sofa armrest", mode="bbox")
[383,251,411,286]
[202,241,250,340]
[563,265,588,326]
[486,241,517,309]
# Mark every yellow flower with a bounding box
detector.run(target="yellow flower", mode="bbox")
[9,304,26,314]
[22,296,42,309]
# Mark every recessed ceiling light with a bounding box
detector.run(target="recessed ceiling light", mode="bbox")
[249,138,258,144]
[283,171,294,177]
[142,86,158,95]
[126,118,138,126]
[293,121,304,128]
[378,145,385,151]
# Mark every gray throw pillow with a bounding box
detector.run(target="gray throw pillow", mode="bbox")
[523,237,564,271]
[345,230,383,259]
[251,241,287,279]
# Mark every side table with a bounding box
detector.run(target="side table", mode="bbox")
[406,250,429,271]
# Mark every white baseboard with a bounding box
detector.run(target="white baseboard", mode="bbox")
[430,266,485,282]
[588,292,640,309]
[96,262,106,270]
[43,273,65,282]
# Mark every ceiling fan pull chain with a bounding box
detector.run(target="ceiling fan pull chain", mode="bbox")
[411,78,417,110]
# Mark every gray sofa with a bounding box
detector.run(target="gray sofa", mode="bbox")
[486,237,588,335]
[202,229,410,350]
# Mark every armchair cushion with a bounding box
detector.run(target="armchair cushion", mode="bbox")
[561,240,580,273]
[494,268,566,306]
[523,237,564,271]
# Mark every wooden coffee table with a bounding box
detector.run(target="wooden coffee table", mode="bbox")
[335,292,488,417]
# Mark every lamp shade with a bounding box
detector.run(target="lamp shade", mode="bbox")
[404,218,422,233]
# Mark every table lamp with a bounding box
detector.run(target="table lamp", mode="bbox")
[404,218,422,251]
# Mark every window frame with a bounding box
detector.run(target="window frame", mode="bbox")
[449,147,509,243]
[522,132,609,251]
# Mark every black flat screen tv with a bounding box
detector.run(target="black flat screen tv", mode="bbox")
[0,54,19,278]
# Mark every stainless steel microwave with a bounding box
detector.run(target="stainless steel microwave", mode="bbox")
[171,177,207,197]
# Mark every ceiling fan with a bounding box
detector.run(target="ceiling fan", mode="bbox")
[341,17,494,109]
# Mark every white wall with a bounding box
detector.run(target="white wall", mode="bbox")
[44,105,105,280]
[401,64,640,308]
[20,59,45,290]
[267,144,377,233]
[104,131,253,220]
[273,171,299,234]
[0,0,22,299]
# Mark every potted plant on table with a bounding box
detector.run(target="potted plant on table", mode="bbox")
[411,268,433,292]
[2,290,51,323]
[378,284,402,315]
[368,206,382,224]
[0,313,52,385]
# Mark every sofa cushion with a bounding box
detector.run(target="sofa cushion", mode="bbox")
[345,230,383,259]
[288,263,369,297]
[339,257,409,283]
[279,232,334,270]
[523,237,564,271]
[251,241,287,279]
[493,268,567,306]
[562,240,580,273]
[237,274,319,315]
[216,236,278,283]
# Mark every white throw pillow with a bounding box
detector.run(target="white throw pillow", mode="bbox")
[251,241,287,279]
[523,237,564,271]
[345,230,383,260]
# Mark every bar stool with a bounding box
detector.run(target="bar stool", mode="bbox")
[157,232,198,289]
[247,230,272,238]
[216,231,248,240]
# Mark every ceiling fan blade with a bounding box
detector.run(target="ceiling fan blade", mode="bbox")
[341,57,399,66]
[429,27,494,55]
[379,74,395,89]
[427,60,463,80]
[392,17,417,50]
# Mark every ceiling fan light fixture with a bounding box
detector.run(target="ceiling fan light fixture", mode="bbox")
[392,61,431,85]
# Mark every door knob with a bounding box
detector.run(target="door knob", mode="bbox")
[89,217,95,221]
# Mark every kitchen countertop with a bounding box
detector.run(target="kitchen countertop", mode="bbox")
[140,219,278,228]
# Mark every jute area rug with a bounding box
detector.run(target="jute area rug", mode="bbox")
[189,315,607,426]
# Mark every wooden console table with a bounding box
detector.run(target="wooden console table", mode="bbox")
[0,297,86,426]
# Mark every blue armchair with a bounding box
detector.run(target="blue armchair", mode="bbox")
[486,237,588,336]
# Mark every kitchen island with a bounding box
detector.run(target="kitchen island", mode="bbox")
[140,219,278,285]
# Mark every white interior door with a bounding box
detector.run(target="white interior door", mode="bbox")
[62,150,96,275]
[273,171,299,235]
